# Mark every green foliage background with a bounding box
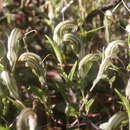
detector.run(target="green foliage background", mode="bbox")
[0,0,130,130]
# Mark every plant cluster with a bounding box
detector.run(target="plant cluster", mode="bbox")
[0,0,130,130]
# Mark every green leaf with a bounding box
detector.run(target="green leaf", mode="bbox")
[45,35,65,66]
[127,63,130,71]
[65,104,79,117]
[84,96,95,113]
[115,89,130,117]
[80,26,104,36]
[68,61,77,81]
